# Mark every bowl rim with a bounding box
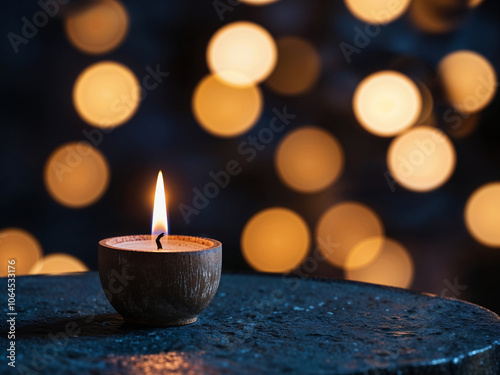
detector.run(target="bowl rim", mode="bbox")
[99,234,222,254]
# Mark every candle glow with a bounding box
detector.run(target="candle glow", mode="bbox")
[152,171,169,237]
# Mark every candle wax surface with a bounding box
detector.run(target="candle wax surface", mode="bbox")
[114,238,209,252]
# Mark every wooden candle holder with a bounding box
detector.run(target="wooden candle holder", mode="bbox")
[98,235,222,326]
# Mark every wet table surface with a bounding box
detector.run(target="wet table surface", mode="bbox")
[1,272,499,374]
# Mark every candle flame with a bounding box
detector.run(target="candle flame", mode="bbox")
[152,171,168,237]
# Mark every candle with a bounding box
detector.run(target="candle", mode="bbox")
[109,237,209,251]
[98,171,222,327]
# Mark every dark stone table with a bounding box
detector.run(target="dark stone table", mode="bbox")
[2,272,499,374]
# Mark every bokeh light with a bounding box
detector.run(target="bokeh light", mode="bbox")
[409,0,460,34]
[469,0,485,8]
[445,112,480,139]
[193,74,262,137]
[345,237,414,289]
[44,142,110,208]
[353,71,422,137]
[344,0,411,24]
[73,61,140,128]
[0,228,42,276]
[438,51,497,114]
[417,82,434,125]
[316,202,384,269]
[275,127,344,193]
[30,254,89,275]
[387,126,456,192]
[265,36,321,96]
[465,182,500,248]
[240,0,280,4]
[344,236,383,270]
[207,21,277,86]
[242,208,310,273]
[64,0,129,54]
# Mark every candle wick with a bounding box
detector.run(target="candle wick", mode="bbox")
[155,233,165,250]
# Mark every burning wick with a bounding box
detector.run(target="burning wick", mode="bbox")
[156,233,165,250]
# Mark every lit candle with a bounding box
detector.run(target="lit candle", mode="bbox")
[98,171,222,327]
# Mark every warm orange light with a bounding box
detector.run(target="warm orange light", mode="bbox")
[408,1,459,34]
[315,202,384,269]
[242,208,310,273]
[465,182,500,248]
[192,74,262,137]
[266,36,321,96]
[152,171,168,237]
[345,237,414,289]
[64,0,129,55]
[387,126,456,192]
[438,51,497,114]
[469,0,485,8]
[275,126,344,193]
[207,21,277,86]
[344,0,411,24]
[73,61,140,128]
[44,142,110,208]
[417,82,434,125]
[344,236,384,270]
[353,71,422,137]
[0,228,43,276]
[446,113,480,139]
[30,254,88,275]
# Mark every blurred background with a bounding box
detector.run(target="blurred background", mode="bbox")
[1,0,500,314]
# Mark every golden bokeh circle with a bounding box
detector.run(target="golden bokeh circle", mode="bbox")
[65,0,129,54]
[316,202,384,269]
[353,71,422,137]
[193,74,262,137]
[242,208,310,273]
[275,127,344,193]
[345,237,414,289]
[416,82,434,125]
[30,254,89,275]
[266,36,321,96]
[44,142,110,208]
[207,21,277,86]
[344,236,384,271]
[0,228,43,276]
[387,126,456,192]
[465,182,500,248]
[344,0,412,24]
[469,0,484,7]
[73,61,140,128]
[438,51,497,114]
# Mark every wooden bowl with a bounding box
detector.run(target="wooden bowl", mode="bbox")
[98,235,222,326]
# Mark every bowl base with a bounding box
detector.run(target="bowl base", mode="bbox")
[123,317,198,327]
